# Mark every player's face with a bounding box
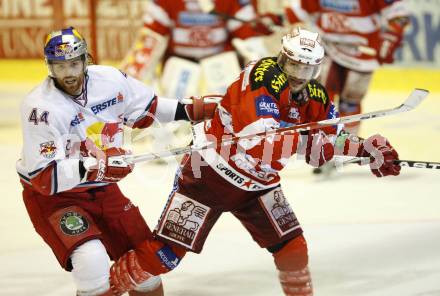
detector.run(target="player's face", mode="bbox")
[50,57,85,96]
[287,76,308,93]
[279,56,320,93]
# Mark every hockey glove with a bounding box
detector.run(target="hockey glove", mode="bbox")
[377,18,408,64]
[82,147,133,183]
[377,30,402,64]
[184,95,221,123]
[359,134,401,177]
[305,131,334,168]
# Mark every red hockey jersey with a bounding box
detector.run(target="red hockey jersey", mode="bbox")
[144,0,261,61]
[285,0,408,71]
[195,57,339,191]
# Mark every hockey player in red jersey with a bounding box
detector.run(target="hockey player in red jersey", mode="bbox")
[121,0,274,96]
[17,27,217,296]
[122,0,275,163]
[109,28,401,296]
[285,0,410,135]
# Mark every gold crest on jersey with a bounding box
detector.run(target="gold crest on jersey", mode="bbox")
[39,141,57,159]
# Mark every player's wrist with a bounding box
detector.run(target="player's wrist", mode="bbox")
[174,102,189,121]
[181,96,221,123]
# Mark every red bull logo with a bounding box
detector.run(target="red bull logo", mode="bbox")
[39,141,57,159]
[86,121,123,150]
[55,43,73,57]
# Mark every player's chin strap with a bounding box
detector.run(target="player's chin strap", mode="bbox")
[83,88,429,170]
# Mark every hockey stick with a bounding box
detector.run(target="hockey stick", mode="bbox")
[105,88,427,166]
[342,157,440,170]
[82,89,428,169]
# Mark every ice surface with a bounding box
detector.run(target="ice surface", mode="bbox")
[1,85,439,296]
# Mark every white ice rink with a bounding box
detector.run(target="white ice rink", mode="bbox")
[1,84,439,296]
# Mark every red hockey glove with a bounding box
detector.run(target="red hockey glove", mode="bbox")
[360,134,401,177]
[110,251,153,296]
[377,18,408,64]
[377,30,403,64]
[184,95,221,123]
[305,131,334,168]
[83,147,133,183]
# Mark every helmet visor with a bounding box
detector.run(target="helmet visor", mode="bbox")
[47,56,85,79]
[277,54,320,80]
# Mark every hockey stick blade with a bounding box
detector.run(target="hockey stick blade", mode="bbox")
[400,88,428,111]
[338,88,428,125]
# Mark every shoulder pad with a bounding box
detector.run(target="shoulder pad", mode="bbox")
[304,80,329,106]
[250,57,288,101]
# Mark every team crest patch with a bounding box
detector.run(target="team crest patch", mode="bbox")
[60,211,89,236]
[288,107,300,120]
[259,188,300,237]
[157,193,210,249]
[39,141,57,159]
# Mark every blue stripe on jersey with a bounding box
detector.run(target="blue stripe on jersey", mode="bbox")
[28,167,43,176]
[52,161,58,195]
[17,172,31,182]
[178,12,218,25]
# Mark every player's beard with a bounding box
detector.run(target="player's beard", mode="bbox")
[58,74,84,96]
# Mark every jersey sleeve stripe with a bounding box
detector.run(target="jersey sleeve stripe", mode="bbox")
[28,167,44,176]
[17,172,32,185]
[131,96,159,129]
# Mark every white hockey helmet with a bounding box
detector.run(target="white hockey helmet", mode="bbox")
[277,28,324,85]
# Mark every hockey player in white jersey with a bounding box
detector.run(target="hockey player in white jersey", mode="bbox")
[17,27,216,296]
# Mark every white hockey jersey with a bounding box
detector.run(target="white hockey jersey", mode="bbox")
[17,65,178,195]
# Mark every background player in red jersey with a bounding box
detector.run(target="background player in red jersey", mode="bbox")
[121,0,276,164]
[17,27,217,296]
[121,0,274,97]
[285,0,410,174]
[285,0,409,135]
[109,28,401,296]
